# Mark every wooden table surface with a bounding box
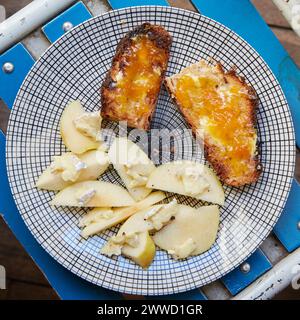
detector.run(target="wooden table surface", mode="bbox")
[0,0,299,300]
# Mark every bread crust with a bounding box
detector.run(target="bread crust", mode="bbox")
[101,23,172,130]
[165,61,262,187]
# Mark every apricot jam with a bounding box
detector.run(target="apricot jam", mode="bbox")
[114,35,168,118]
[174,74,256,175]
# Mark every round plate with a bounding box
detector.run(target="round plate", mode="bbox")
[6,6,295,295]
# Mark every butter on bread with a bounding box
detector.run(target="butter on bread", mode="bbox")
[101,23,172,130]
[165,60,261,186]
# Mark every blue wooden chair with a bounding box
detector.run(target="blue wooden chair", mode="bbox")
[0,0,299,299]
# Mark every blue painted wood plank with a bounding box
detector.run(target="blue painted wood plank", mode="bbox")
[42,2,92,43]
[0,131,121,300]
[221,249,272,296]
[274,179,300,252]
[0,43,34,109]
[108,0,169,9]
[191,0,300,147]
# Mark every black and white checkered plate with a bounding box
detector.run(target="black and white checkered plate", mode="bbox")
[6,7,295,295]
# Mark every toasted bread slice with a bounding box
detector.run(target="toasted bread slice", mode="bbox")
[101,23,172,130]
[165,60,261,186]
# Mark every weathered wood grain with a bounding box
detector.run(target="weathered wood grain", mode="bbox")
[168,0,196,11]
[2,0,32,19]
[6,280,59,300]
[271,26,300,66]
[251,0,290,27]
[0,100,9,134]
[0,217,59,298]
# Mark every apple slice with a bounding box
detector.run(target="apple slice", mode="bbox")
[117,199,179,235]
[146,161,225,205]
[100,200,178,268]
[108,137,155,201]
[51,180,135,207]
[122,232,156,268]
[153,205,220,259]
[101,231,155,268]
[60,100,101,154]
[36,150,110,191]
[80,191,166,238]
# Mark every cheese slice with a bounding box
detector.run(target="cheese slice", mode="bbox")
[108,137,155,201]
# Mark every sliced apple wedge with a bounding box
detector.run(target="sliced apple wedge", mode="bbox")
[153,205,220,259]
[118,199,179,235]
[60,100,102,154]
[101,231,155,268]
[51,180,135,207]
[146,161,225,205]
[36,150,110,191]
[108,137,155,202]
[100,200,178,268]
[80,191,166,238]
[122,232,156,268]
